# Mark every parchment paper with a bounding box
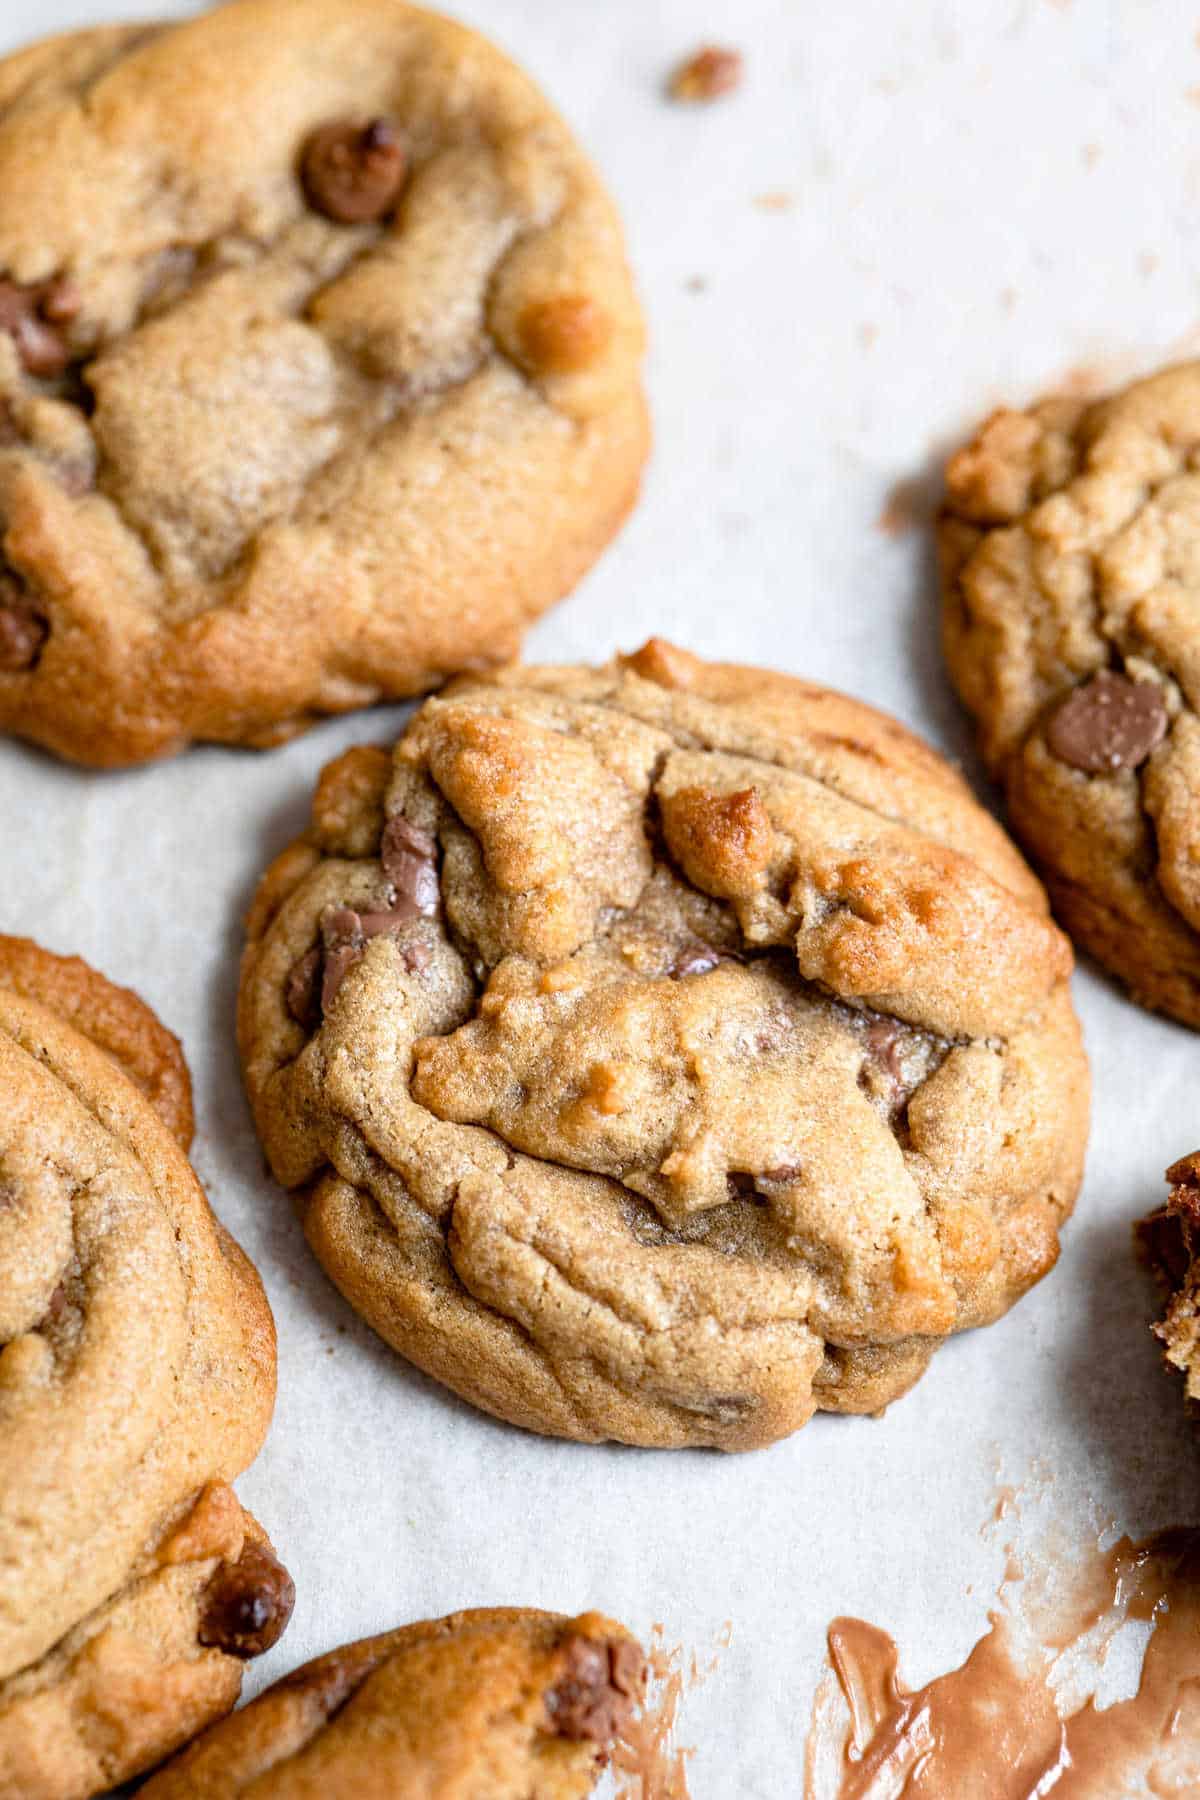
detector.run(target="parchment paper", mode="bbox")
[3,2,1199,1792]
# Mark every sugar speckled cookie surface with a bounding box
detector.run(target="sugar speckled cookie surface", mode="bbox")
[139,1608,644,1799]
[941,361,1200,1028]
[0,0,646,766]
[239,639,1090,1451]
[0,939,292,1800]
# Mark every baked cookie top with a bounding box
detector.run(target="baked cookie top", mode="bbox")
[0,938,289,1797]
[0,0,646,765]
[941,362,1200,1026]
[239,639,1090,1450]
[140,1608,644,1798]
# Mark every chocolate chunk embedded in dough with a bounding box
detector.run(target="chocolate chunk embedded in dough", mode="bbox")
[1045,671,1168,774]
[198,1541,295,1659]
[380,814,439,916]
[0,277,79,378]
[0,595,47,672]
[543,1634,645,1742]
[300,118,406,223]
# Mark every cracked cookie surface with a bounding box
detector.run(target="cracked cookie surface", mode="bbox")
[941,361,1200,1027]
[0,938,291,1800]
[239,639,1090,1451]
[0,0,646,766]
[140,1608,644,1798]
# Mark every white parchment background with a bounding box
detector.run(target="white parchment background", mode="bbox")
[3,1,1199,1792]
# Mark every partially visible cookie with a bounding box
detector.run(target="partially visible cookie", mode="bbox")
[1138,1153,1200,1406]
[940,363,1200,1027]
[0,0,646,765]
[139,1609,644,1799]
[239,639,1089,1450]
[0,933,194,1146]
[0,940,292,1800]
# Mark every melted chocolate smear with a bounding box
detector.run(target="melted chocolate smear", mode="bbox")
[807,1529,1200,1798]
[199,1540,295,1660]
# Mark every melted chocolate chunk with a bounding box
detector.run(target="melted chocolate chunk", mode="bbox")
[544,1634,644,1743]
[284,947,322,1027]
[199,1541,295,1660]
[1045,671,1168,775]
[0,276,80,378]
[760,1162,803,1184]
[380,814,439,916]
[0,578,48,672]
[320,941,362,1014]
[300,118,407,223]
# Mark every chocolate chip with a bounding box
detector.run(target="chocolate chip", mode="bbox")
[544,1635,644,1743]
[403,939,433,976]
[300,118,407,224]
[380,814,439,917]
[0,277,79,379]
[1045,671,1168,775]
[865,1017,902,1067]
[670,941,724,979]
[198,1541,295,1660]
[284,948,322,1027]
[0,578,47,672]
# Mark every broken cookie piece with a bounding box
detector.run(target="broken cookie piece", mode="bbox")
[139,1609,645,1798]
[1138,1152,1200,1406]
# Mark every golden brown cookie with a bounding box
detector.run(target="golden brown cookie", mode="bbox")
[0,941,292,1800]
[941,362,1200,1027]
[239,639,1090,1451]
[139,1608,644,1798]
[1138,1152,1200,1406]
[0,0,646,766]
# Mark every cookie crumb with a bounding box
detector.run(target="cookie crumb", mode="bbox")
[668,46,743,103]
[877,475,930,538]
[753,190,794,212]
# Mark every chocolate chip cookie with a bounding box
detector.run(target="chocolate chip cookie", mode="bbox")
[0,938,292,1800]
[1138,1153,1200,1406]
[239,639,1090,1450]
[0,0,646,766]
[139,1609,644,1798]
[941,362,1200,1027]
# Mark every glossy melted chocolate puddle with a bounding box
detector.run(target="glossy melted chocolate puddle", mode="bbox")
[806,1528,1200,1797]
